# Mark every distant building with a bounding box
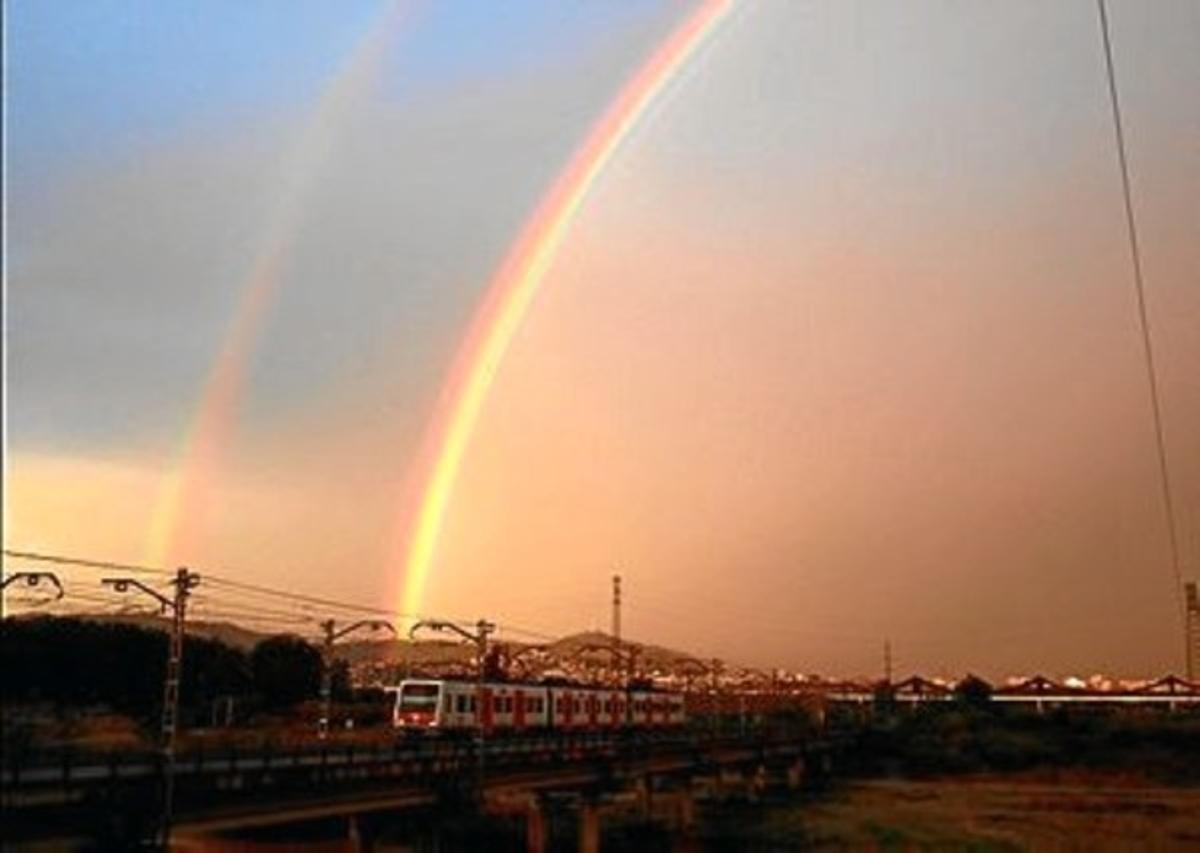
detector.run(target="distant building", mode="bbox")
[1188,582,1199,682]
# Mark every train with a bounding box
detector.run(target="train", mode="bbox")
[392,678,686,733]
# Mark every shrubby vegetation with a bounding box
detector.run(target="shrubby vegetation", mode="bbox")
[249,634,322,708]
[0,616,346,742]
[847,692,1200,784]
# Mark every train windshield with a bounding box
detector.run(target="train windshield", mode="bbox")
[398,683,440,712]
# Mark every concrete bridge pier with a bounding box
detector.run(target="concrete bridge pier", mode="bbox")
[484,791,548,853]
[526,801,548,853]
[578,798,601,853]
[672,789,696,834]
[749,764,769,801]
[715,767,743,797]
[631,775,652,820]
[347,813,374,852]
[786,756,805,790]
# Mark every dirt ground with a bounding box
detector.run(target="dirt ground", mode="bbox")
[752,774,1200,851]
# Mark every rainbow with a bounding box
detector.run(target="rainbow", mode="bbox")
[144,3,410,568]
[397,0,735,619]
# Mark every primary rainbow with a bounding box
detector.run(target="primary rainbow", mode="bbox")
[144,3,410,568]
[397,0,735,620]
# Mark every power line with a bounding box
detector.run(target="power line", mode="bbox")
[188,592,320,621]
[201,574,405,618]
[2,548,171,577]
[10,589,146,613]
[1096,0,1187,658]
[187,609,315,628]
[490,621,559,643]
[4,547,561,643]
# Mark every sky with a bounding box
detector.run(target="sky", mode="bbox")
[5,0,1198,678]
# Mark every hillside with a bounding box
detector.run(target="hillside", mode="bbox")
[8,612,720,676]
[7,611,274,650]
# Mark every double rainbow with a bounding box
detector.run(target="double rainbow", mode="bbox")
[145,3,409,568]
[397,0,735,619]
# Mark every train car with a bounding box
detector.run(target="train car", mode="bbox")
[480,682,550,731]
[629,689,686,727]
[393,679,684,734]
[548,686,628,729]
[393,679,551,732]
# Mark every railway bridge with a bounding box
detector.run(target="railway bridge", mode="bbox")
[2,727,838,850]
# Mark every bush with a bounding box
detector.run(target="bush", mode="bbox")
[250,634,322,708]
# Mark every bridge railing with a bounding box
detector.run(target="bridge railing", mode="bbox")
[2,725,815,798]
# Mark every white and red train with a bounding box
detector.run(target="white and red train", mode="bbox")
[393,679,686,733]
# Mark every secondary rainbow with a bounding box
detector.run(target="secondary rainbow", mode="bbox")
[397,0,735,619]
[144,4,410,568]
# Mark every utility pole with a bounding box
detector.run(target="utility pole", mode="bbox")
[103,567,199,850]
[612,573,622,656]
[710,658,722,736]
[1186,583,1198,682]
[409,618,495,796]
[884,639,893,685]
[318,619,396,738]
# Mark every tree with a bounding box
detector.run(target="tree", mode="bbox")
[183,637,251,722]
[0,616,255,723]
[250,635,321,708]
[329,659,353,702]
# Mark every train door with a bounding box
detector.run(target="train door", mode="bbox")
[514,688,526,729]
[480,686,494,733]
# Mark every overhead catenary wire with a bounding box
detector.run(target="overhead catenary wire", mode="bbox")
[8,589,159,616]
[4,547,416,621]
[1096,0,1187,654]
[4,547,562,644]
[187,592,321,622]
[3,548,173,577]
[201,574,404,618]
[186,609,315,628]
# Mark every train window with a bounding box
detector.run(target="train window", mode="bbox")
[469,695,477,712]
[398,683,439,712]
